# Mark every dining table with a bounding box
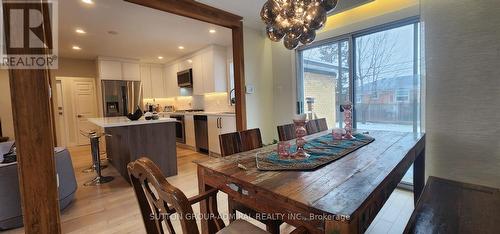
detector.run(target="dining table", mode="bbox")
[195,130,426,234]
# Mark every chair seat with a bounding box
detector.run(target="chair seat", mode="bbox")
[217,219,269,234]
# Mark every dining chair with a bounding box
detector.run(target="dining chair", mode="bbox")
[277,123,296,141]
[220,129,283,233]
[305,120,320,135]
[219,132,242,157]
[315,118,328,132]
[128,157,270,234]
[239,128,263,152]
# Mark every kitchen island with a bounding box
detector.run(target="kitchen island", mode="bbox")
[89,117,178,181]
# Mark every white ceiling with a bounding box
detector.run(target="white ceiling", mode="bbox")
[59,0,233,63]
[59,0,373,62]
[196,0,375,30]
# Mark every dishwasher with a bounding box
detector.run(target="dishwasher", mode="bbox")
[194,115,209,154]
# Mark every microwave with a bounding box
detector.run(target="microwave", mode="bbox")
[177,69,193,87]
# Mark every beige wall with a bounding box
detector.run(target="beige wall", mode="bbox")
[422,0,500,188]
[0,57,97,142]
[243,27,276,143]
[0,70,14,139]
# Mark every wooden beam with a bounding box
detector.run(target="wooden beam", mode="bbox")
[232,21,247,131]
[124,0,243,28]
[2,0,61,233]
[124,0,247,131]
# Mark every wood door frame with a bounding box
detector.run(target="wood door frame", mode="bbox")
[124,0,247,131]
[3,1,62,233]
[55,76,98,147]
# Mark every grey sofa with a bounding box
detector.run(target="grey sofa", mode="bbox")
[0,141,77,230]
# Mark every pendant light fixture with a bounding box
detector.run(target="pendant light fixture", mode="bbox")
[261,0,338,49]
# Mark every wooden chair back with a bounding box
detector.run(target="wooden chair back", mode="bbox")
[128,157,199,234]
[305,120,320,135]
[239,128,263,152]
[219,132,242,157]
[316,118,328,132]
[277,123,296,141]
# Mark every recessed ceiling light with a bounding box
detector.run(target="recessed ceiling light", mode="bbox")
[81,0,94,4]
[75,28,86,34]
[107,30,118,35]
[209,29,216,34]
[187,59,193,63]
[178,46,184,50]
[72,46,82,50]
[158,56,164,60]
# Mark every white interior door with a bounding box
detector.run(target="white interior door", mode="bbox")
[69,79,98,146]
[55,81,67,147]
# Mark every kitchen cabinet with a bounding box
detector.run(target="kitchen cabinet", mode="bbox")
[98,59,141,81]
[98,60,122,80]
[140,64,166,98]
[207,115,236,155]
[140,64,152,98]
[177,59,192,72]
[150,64,165,98]
[191,55,204,95]
[122,62,140,81]
[202,46,227,93]
[184,115,195,147]
[164,64,179,98]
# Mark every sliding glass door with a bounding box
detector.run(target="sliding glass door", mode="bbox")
[297,39,350,128]
[297,18,421,186]
[354,23,421,133]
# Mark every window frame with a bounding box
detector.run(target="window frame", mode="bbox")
[297,16,421,130]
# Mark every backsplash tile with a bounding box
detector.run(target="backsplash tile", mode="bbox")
[144,92,234,112]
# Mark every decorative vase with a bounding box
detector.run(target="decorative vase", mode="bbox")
[341,102,355,140]
[293,119,310,158]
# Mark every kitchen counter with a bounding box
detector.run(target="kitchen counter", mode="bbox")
[88,116,176,128]
[159,111,236,117]
[89,116,178,181]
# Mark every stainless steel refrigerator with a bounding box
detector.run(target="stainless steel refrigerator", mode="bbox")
[101,80,143,117]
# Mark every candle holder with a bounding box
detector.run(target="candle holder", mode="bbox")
[292,119,310,158]
[341,102,355,140]
[277,141,291,159]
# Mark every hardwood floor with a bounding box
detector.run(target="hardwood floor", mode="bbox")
[5,146,414,234]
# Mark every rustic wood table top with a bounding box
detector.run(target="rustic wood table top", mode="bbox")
[196,130,426,234]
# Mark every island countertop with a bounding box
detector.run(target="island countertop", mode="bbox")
[88,116,177,128]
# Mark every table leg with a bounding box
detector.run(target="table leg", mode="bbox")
[198,166,222,234]
[413,149,425,205]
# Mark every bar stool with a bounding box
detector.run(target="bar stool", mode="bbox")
[83,131,114,186]
[80,130,108,173]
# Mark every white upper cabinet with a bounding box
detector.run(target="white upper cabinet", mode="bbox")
[150,64,165,98]
[98,58,140,81]
[164,64,179,98]
[202,46,227,93]
[140,64,152,99]
[98,60,122,80]
[122,62,141,81]
[191,55,204,95]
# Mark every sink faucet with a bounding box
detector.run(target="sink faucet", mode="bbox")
[230,88,236,106]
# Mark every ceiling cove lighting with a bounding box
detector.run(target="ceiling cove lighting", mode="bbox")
[178,46,185,50]
[260,0,338,50]
[75,28,86,34]
[81,0,94,4]
[209,29,216,34]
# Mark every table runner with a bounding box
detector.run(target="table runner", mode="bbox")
[256,133,374,171]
